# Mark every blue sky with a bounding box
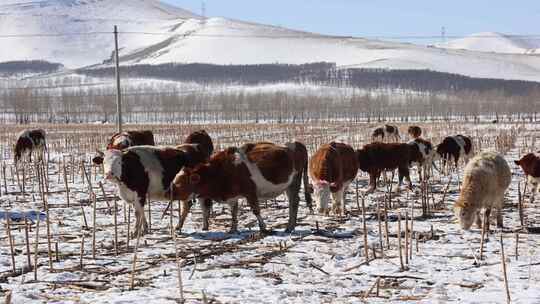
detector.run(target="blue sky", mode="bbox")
[163,0,539,42]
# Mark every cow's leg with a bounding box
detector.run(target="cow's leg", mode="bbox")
[331,189,342,216]
[476,209,483,229]
[496,208,503,228]
[367,172,378,193]
[248,198,266,233]
[133,195,148,237]
[485,208,492,233]
[201,199,213,231]
[176,200,193,232]
[285,174,302,233]
[228,200,239,234]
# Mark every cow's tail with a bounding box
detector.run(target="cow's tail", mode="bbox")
[302,158,313,212]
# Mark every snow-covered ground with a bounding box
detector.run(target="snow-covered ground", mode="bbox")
[1,122,540,303]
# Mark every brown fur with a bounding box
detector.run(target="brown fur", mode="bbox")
[407,126,422,139]
[356,142,421,192]
[172,142,305,233]
[514,153,540,178]
[184,130,214,160]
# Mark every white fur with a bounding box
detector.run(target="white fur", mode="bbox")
[236,149,295,199]
[313,182,331,214]
[113,133,132,147]
[103,150,123,183]
[452,136,469,162]
[130,147,166,198]
[528,176,540,193]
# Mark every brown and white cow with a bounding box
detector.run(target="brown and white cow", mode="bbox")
[435,135,473,169]
[93,130,155,165]
[356,142,422,193]
[171,142,310,234]
[407,126,422,139]
[103,144,210,236]
[515,152,540,193]
[408,138,436,181]
[14,129,47,164]
[309,142,358,216]
[372,124,400,143]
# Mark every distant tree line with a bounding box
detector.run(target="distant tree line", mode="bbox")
[77,62,540,96]
[0,60,63,77]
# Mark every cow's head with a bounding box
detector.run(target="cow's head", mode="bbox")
[453,200,475,230]
[172,166,206,201]
[356,149,371,172]
[312,180,337,215]
[92,150,105,165]
[103,149,123,183]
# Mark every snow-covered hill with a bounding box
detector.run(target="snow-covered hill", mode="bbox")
[1,1,540,82]
[0,0,199,67]
[436,32,540,54]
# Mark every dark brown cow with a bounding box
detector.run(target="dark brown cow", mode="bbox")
[172,142,310,234]
[407,126,422,139]
[182,130,215,230]
[435,135,473,168]
[103,144,209,236]
[356,142,422,192]
[515,152,540,193]
[372,124,400,143]
[14,129,47,164]
[185,130,214,160]
[93,130,155,165]
[309,142,358,215]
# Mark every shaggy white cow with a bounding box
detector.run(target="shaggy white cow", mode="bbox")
[454,151,511,231]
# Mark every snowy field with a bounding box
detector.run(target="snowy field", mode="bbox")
[1,122,540,303]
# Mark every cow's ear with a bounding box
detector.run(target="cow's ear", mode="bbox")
[190,173,201,185]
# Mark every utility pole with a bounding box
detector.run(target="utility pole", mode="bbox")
[441,26,446,43]
[201,1,206,24]
[114,25,123,133]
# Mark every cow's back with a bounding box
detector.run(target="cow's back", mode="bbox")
[241,142,294,185]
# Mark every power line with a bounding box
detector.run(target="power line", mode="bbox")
[0,31,539,40]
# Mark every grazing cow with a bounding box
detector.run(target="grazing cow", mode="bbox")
[372,124,400,143]
[14,129,47,164]
[435,135,473,168]
[407,126,422,139]
[454,151,511,231]
[172,142,310,234]
[103,144,209,236]
[356,142,422,193]
[182,130,215,230]
[93,130,155,165]
[514,152,540,193]
[309,142,358,215]
[408,138,436,180]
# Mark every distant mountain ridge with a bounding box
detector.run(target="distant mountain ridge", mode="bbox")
[436,32,540,54]
[1,1,540,82]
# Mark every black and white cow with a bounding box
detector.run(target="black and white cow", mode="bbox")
[435,135,473,169]
[103,144,208,236]
[14,129,47,164]
[372,125,400,143]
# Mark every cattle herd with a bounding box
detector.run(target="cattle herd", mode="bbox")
[11,124,540,237]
